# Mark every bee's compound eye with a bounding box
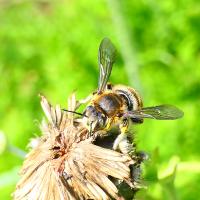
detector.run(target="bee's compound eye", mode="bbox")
[85,106,97,117]
[86,105,94,112]
[84,106,99,125]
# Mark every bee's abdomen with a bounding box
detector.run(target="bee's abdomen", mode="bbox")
[97,93,122,117]
[116,89,134,110]
[113,85,143,111]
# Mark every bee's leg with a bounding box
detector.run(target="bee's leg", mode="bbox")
[113,118,130,152]
[118,136,133,155]
[75,94,93,110]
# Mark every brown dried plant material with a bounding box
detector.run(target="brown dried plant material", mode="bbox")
[13,95,134,200]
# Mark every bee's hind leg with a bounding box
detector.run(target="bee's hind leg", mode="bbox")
[113,118,132,154]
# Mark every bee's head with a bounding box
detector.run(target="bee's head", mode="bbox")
[83,105,107,132]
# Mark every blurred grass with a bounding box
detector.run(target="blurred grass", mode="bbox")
[0,0,200,199]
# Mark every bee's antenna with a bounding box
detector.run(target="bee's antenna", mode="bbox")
[62,109,88,118]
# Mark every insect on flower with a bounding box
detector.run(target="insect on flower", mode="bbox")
[13,94,135,200]
[75,38,184,154]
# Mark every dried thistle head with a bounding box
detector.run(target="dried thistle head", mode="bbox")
[13,94,136,200]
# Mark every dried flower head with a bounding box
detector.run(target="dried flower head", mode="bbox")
[13,94,136,200]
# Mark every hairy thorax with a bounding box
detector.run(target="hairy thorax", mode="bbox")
[93,92,124,117]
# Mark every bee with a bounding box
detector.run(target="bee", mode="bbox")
[75,38,184,153]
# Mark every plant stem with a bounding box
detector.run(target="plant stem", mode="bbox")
[107,0,142,92]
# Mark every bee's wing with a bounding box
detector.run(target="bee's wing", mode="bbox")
[98,38,117,93]
[126,105,184,120]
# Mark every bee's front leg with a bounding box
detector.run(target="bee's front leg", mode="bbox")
[113,118,132,154]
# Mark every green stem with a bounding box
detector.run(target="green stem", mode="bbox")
[107,0,142,92]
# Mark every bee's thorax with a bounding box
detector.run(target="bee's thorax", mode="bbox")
[93,93,123,117]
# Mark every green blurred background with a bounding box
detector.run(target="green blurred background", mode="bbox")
[0,0,200,199]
